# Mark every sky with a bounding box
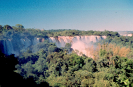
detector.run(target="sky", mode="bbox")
[0,0,133,31]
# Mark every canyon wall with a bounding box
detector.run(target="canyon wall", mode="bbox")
[0,37,43,56]
[48,36,106,57]
[0,35,106,57]
[49,36,106,47]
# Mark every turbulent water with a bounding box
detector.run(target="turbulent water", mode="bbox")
[0,35,106,57]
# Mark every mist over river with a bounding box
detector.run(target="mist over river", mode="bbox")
[0,35,106,57]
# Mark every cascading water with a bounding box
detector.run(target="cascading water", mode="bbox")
[6,40,14,55]
[1,37,42,56]
[0,35,106,57]
[33,38,40,45]
[48,36,106,47]
[49,35,106,57]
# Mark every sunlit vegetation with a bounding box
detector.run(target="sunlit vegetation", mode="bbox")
[1,24,133,87]
[88,43,132,60]
[14,40,133,86]
[0,24,120,38]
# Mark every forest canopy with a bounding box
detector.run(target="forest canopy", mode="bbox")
[1,24,133,87]
[0,24,120,38]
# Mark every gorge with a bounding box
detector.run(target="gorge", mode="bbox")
[0,35,106,57]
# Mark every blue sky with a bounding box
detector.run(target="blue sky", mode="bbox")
[0,0,133,31]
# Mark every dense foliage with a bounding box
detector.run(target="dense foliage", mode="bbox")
[0,51,51,87]
[14,39,133,87]
[1,24,133,87]
[0,24,120,39]
[14,44,133,87]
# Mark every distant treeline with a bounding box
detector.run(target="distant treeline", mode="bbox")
[0,24,119,38]
[1,24,133,48]
[1,24,133,87]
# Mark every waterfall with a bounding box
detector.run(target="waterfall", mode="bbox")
[48,36,106,57]
[48,36,106,48]
[33,38,40,45]
[1,37,41,56]
[0,35,106,57]
[6,40,13,55]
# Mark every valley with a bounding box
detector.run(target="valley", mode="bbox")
[0,25,133,87]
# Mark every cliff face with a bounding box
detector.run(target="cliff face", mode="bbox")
[48,36,106,47]
[0,37,43,56]
[48,36,106,57]
[0,35,106,57]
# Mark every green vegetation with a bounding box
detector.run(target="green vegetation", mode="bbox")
[0,24,120,39]
[1,24,133,87]
[13,41,133,87]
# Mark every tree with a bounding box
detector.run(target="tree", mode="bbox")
[0,25,3,34]
[33,58,48,73]
[3,25,12,30]
[0,25,3,30]
[15,24,24,29]
[65,43,71,49]
[21,61,34,78]
[48,45,58,53]
[13,24,25,31]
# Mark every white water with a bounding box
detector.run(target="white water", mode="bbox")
[49,35,106,57]
[2,37,41,56]
[1,35,106,57]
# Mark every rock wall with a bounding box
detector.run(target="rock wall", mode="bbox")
[48,35,106,47]
[48,35,106,57]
